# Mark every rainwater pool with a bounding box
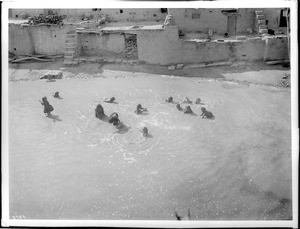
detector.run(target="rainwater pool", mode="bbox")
[9,74,292,220]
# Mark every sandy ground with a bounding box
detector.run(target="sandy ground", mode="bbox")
[8,59,290,89]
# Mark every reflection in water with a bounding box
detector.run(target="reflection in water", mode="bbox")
[8,76,292,220]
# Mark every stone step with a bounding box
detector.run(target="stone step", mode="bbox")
[63,60,73,66]
[64,56,75,61]
[257,20,266,25]
[255,10,264,16]
[256,15,265,20]
[65,50,76,54]
[67,29,76,34]
[65,38,76,43]
[64,54,75,58]
[259,28,268,34]
[65,42,77,47]
[259,25,268,30]
[65,47,76,51]
[66,34,76,38]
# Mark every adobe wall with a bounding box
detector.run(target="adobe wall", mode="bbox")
[9,24,34,55]
[9,9,43,18]
[263,8,281,29]
[9,22,289,65]
[168,8,228,34]
[263,36,289,61]
[137,27,182,64]
[169,8,283,35]
[76,32,125,57]
[136,27,289,65]
[9,23,71,55]
[10,8,167,22]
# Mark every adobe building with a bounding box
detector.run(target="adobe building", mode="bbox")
[9,8,289,67]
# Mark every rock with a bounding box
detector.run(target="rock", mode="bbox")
[176,64,184,69]
[163,14,174,27]
[186,63,206,68]
[259,29,268,34]
[40,71,63,79]
[237,62,246,66]
[167,65,176,70]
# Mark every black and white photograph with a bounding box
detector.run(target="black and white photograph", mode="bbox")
[2,0,298,228]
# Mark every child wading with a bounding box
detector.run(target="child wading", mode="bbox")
[39,97,54,116]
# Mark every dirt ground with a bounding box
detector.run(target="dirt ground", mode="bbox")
[8,59,290,88]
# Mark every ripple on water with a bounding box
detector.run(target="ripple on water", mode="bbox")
[111,128,160,162]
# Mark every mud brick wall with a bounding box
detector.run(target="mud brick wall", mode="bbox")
[76,32,125,57]
[9,23,72,55]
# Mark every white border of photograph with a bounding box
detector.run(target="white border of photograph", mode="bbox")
[1,0,298,228]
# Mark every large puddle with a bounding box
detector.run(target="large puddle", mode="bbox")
[8,74,292,220]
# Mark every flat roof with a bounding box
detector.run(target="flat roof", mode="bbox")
[101,24,164,33]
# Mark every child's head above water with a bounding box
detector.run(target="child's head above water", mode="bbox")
[42,97,47,102]
[142,127,148,136]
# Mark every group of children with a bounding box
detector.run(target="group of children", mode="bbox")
[41,93,213,137]
[165,96,214,118]
[96,95,214,137]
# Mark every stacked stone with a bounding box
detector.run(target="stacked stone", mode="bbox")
[255,10,268,35]
[163,14,174,27]
[63,28,77,66]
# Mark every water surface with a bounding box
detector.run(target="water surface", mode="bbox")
[9,74,292,220]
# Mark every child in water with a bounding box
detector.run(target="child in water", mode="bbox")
[53,91,61,99]
[182,97,192,104]
[140,127,149,137]
[195,98,201,104]
[166,96,174,103]
[108,112,120,126]
[183,105,194,114]
[135,104,148,115]
[104,97,116,103]
[39,96,54,116]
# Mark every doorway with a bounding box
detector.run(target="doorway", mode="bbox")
[279,9,288,27]
[227,15,237,35]
[124,34,138,59]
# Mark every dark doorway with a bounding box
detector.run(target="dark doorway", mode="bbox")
[124,34,138,59]
[279,9,288,27]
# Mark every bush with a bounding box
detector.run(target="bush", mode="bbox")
[28,13,64,25]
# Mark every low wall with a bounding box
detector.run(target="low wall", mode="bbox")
[9,22,289,65]
[76,32,125,57]
[9,23,34,55]
[264,36,289,61]
[137,27,289,65]
[9,23,72,55]
[137,27,182,64]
